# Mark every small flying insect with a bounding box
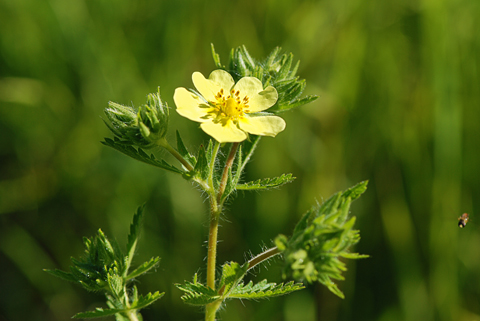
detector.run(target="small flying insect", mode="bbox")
[458,213,469,228]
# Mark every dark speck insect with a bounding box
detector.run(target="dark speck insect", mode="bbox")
[458,213,469,228]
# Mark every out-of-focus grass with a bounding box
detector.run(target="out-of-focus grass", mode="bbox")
[1,0,480,320]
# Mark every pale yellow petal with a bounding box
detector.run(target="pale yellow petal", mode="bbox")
[192,72,218,101]
[200,120,248,143]
[192,70,234,101]
[246,85,278,112]
[209,70,235,90]
[238,115,286,137]
[233,77,264,99]
[174,87,211,122]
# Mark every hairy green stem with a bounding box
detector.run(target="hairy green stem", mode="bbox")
[205,142,239,321]
[205,300,222,321]
[205,141,221,292]
[126,310,140,321]
[247,247,281,271]
[123,285,139,321]
[206,199,220,290]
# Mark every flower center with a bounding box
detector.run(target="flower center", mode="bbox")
[210,89,250,122]
[224,97,242,117]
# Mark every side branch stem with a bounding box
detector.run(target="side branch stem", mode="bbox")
[247,247,281,271]
[159,138,194,171]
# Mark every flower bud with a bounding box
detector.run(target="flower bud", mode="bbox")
[105,88,169,148]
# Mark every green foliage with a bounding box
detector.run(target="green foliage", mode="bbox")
[211,44,318,113]
[275,181,369,298]
[177,261,304,307]
[175,130,197,168]
[176,275,220,306]
[217,261,249,298]
[236,173,296,190]
[45,206,163,319]
[73,291,164,319]
[234,136,261,180]
[104,88,170,148]
[57,43,363,320]
[101,137,184,174]
[229,280,305,300]
[193,140,213,182]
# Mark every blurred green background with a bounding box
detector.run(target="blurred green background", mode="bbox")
[1,0,480,320]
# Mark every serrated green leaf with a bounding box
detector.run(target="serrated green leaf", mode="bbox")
[218,262,248,298]
[236,173,295,191]
[102,138,183,174]
[131,291,164,309]
[176,281,220,306]
[275,95,319,113]
[125,257,160,281]
[44,269,78,283]
[125,205,144,275]
[228,280,304,300]
[73,307,126,319]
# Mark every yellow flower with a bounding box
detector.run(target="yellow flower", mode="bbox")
[174,70,286,143]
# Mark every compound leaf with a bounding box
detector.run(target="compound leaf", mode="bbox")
[102,138,183,174]
[229,280,304,300]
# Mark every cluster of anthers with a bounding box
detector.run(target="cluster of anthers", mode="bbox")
[210,88,250,123]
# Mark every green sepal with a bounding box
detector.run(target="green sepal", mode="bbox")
[228,280,305,300]
[125,257,160,281]
[236,173,296,191]
[176,130,196,168]
[102,138,183,174]
[211,43,223,69]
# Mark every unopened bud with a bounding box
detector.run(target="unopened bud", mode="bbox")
[104,88,169,148]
